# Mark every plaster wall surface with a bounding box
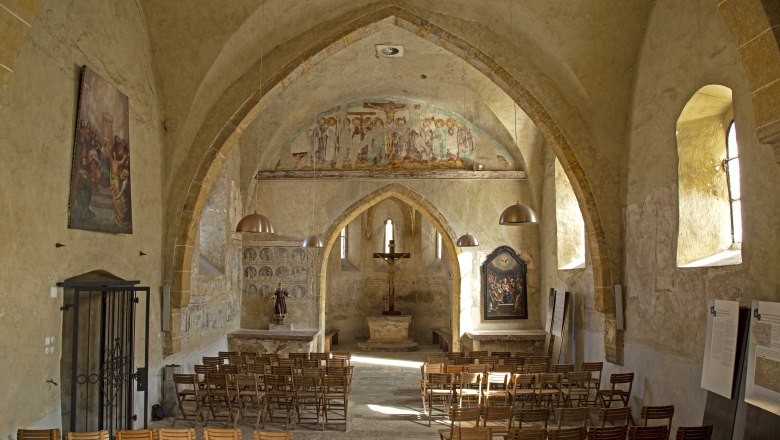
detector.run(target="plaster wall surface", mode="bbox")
[0,0,165,436]
[620,0,780,428]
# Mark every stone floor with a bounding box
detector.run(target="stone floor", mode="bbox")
[154,344,450,439]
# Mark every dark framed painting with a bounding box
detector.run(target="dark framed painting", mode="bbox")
[481,245,528,320]
[68,66,132,233]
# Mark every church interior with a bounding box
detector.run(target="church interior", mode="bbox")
[2,0,780,439]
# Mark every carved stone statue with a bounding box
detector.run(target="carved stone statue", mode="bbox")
[271,282,289,324]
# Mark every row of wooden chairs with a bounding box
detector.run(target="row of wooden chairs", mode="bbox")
[174,367,352,430]
[18,429,292,440]
[505,424,712,440]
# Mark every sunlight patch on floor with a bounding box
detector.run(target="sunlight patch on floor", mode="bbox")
[351,354,423,369]
[367,404,422,415]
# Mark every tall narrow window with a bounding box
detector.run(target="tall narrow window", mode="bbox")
[384,219,394,252]
[339,226,347,259]
[725,121,742,244]
[436,232,443,260]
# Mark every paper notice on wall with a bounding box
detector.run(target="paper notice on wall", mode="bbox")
[745,301,780,416]
[701,300,739,398]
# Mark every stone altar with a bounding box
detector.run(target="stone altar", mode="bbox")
[357,315,419,351]
[228,329,318,356]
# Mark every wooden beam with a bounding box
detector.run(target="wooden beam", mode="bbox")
[255,169,527,181]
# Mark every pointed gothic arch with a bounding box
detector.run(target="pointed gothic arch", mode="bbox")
[316,183,461,350]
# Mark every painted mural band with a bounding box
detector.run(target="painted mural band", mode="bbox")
[281,97,515,171]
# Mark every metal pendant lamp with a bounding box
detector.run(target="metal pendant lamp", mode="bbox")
[301,234,323,248]
[456,233,479,247]
[499,202,539,225]
[236,2,275,234]
[302,111,323,248]
[499,0,538,227]
[455,64,479,247]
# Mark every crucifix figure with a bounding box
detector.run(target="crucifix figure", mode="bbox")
[373,239,410,315]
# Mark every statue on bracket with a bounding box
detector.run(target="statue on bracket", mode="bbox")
[271,282,289,324]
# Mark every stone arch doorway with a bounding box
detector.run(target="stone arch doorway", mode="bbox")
[167,7,618,361]
[317,183,461,351]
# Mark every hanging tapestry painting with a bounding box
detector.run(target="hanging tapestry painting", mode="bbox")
[68,66,132,233]
[482,245,528,320]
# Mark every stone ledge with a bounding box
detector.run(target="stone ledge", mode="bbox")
[465,329,547,341]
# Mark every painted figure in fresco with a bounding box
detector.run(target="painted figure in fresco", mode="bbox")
[457,120,474,159]
[324,117,338,165]
[422,118,434,162]
[271,283,289,324]
[368,118,386,165]
[446,119,459,159]
[391,117,407,161]
[434,118,447,160]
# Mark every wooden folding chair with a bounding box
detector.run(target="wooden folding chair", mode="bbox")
[527,356,550,368]
[455,372,483,407]
[322,374,349,431]
[675,426,712,440]
[562,372,592,408]
[537,373,563,410]
[218,351,238,363]
[439,406,481,440]
[509,373,537,408]
[524,363,548,374]
[588,425,628,439]
[205,372,236,423]
[64,432,109,440]
[426,372,455,426]
[115,430,154,440]
[515,407,549,431]
[265,374,297,429]
[253,433,292,440]
[234,373,267,428]
[598,373,633,408]
[551,364,575,375]
[451,427,492,440]
[425,353,447,364]
[640,405,674,439]
[555,407,589,428]
[483,372,511,407]
[203,356,223,367]
[421,362,446,409]
[156,429,196,440]
[294,374,323,429]
[465,364,489,374]
[482,405,513,437]
[599,406,632,427]
[508,427,546,440]
[17,429,61,440]
[582,362,603,405]
[289,352,308,361]
[547,427,587,440]
[629,426,668,440]
[203,428,240,440]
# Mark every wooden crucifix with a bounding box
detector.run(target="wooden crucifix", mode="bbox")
[373,239,410,315]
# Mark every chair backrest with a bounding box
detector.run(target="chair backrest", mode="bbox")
[220,364,239,375]
[641,405,674,433]
[493,364,515,373]
[157,429,196,440]
[459,372,483,389]
[582,362,603,374]
[492,351,511,359]
[116,430,154,440]
[600,406,632,426]
[465,364,489,374]
[17,429,61,440]
[515,408,549,429]
[610,373,634,386]
[424,354,447,364]
[588,426,628,440]
[538,373,562,388]
[446,352,465,360]
[455,357,475,365]
[524,363,548,374]
[227,354,247,365]
[567,372,592,387]
[422,362,445,376]
[510,428,546,440]
[205,372,229,390]
[513,351,533,358]
[323,374,349,391]
[469,351,489,358]
[479,356,500,367]
[203,356,222,366]
[486,372,510,389]
[556,407,589,428]
[271,366,293,376]
[628,426,668,440]
[253,433,292,440]
[64,432,109,440]
[295,374,319,390]
[326,358,347,368]
[451,427,492,440]
[675,426,712,440]
[246,364,267,375]
[309,352,329,362]
[235,374,260,392]
[303,367,324,377]
[445,364,466,374]
[507,357,526,366]
[203,428,241,440]
[301,359,320,368]
[289,352,308,360]
[174,373,199,389]
[428,372,454,387]
[195,364,218,375]
[551,364,574,374]
[547,427,586,440]
[512,373,536,389]
[277,358,296,368]
[218,351,238,360]
[528,356,549,366]
[325,366,351,377]
[450,406,482,423]
[483,405,513,428]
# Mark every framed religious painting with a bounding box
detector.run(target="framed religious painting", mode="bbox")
[481,245,528,320]
[68,66,132,233]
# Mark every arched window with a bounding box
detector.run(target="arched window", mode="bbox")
[435,231,443,260]
[339,226,347,259]
[676,85,742,267]
[384,219,394,253]
[555,159,586,269]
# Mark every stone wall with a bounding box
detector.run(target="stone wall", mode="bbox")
[0,0,165,435]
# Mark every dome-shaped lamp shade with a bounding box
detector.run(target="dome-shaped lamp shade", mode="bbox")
[499,202,539,225]
[235,211,275,233]
[301,234,323,248]
[456,233,479,247]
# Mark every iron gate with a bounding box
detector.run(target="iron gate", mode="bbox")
[59,280,150,435]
